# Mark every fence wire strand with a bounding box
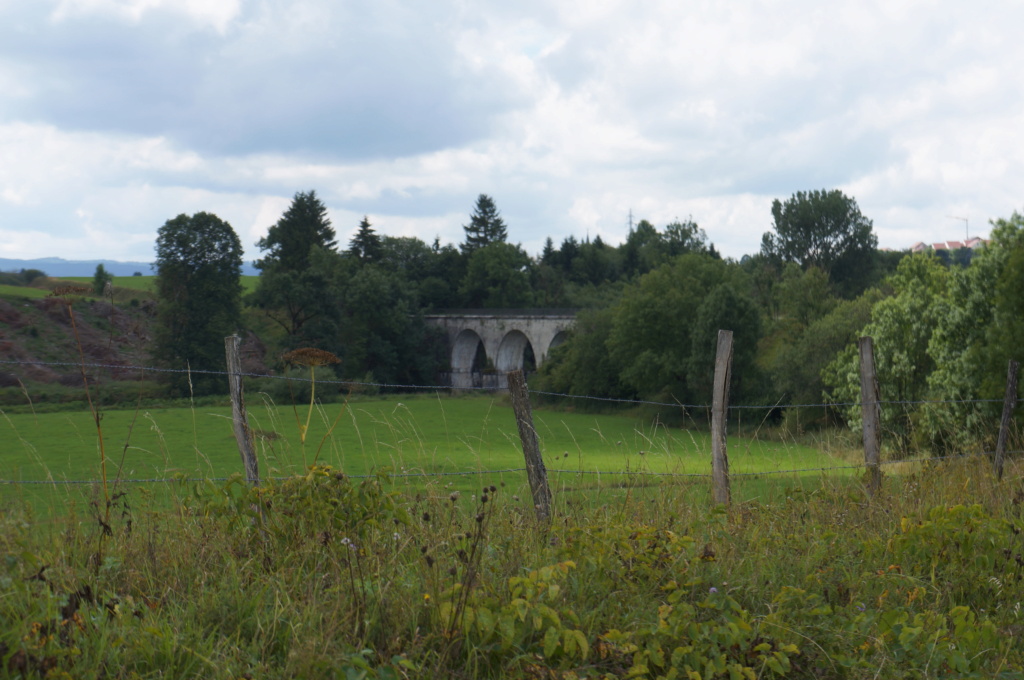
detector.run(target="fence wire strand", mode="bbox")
[5,450,1020,487]
[2,357,1021,488]
[2,358,1020,411]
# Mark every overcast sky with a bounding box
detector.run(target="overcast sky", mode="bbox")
[1,0,1022,264]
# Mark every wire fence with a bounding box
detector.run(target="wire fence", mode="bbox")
[1,358,1020,411]
[1,356,1021,492]
[3,450,1021,487]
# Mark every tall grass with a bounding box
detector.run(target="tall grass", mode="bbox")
[1,453,1022,678]
[3,355,1023,677]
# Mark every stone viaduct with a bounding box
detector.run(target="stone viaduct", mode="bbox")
[423,309,576,389]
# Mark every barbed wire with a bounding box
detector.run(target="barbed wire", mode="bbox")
[5,449,1019,487]
[2,358,1020,412]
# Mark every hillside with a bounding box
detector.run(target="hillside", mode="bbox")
[0,280,268,401]
[0,290,156,387]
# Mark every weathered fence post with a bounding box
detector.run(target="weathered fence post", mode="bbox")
[858,336,882,496]
[994,359,1019,482]
[507,369,552,522]
[711,329,733,506]
[225,335,259,486]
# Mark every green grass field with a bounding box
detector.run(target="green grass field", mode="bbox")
[1,394,854,515]
[56,275,260,295]
[3,394,1021,678]
[0,283,50,299]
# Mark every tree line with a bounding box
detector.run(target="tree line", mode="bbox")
[148,189,1023,454]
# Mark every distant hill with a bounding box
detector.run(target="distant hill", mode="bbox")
[0,257,260,277]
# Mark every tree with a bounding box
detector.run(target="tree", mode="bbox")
[459,242,533,308]
[461,194,508,254]
[761,189,877,297]
[921,212,1024,451]
[686,283,763,401]
[91,263,113,296]
[534,307,627,401]
[153,212,243,395]
[253,190,341,343]
[663,219,710,258]
[256,190,337,272]
[337,265,446,386]
[250,245,345,344]
[823,253,948,454]
[606,253,747,402]
[348,216,383,263]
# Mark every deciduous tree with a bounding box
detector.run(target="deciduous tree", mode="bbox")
[761,189,877,297]
[153,212,243,395]
[459,242,533,308]
[91,263,113,296]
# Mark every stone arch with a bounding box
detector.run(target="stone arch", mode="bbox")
[496,330,536,374]
[452,329,486,374]
[546,330,569,357]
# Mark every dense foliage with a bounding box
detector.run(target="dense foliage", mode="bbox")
[2,457,1022,679]
[6,188,1018,459]
[152,212,244,395]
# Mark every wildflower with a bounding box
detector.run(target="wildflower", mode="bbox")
[280,347,341,445]
[423,594,431,603]
[709,587,718,594]
[340,537,351,546]
[281,347,341,369]
[48,285,90,298]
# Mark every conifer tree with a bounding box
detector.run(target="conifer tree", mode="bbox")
[256,190,337,272]
[348,216,383,263]
[461,194,507,254]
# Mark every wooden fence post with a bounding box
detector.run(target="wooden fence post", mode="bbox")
[507,369,552,522]
[994,359,1019,482]
[711,330,733,507]
[858,336,882,496]
[225,335,259,486]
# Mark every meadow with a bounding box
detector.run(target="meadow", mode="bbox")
[1,394,849,516]
[2,389,1023,678]
[55,275,261,296]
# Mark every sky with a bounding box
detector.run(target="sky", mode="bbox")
[1,0,1022,265]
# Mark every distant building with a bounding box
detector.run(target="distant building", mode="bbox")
[910,237,989,253]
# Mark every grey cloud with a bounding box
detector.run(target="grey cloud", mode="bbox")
[0,2,528,161]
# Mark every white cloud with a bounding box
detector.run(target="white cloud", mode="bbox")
[50,0,242,33]
[0,0,1023,263]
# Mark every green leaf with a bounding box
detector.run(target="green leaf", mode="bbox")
[543,626,560,658]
